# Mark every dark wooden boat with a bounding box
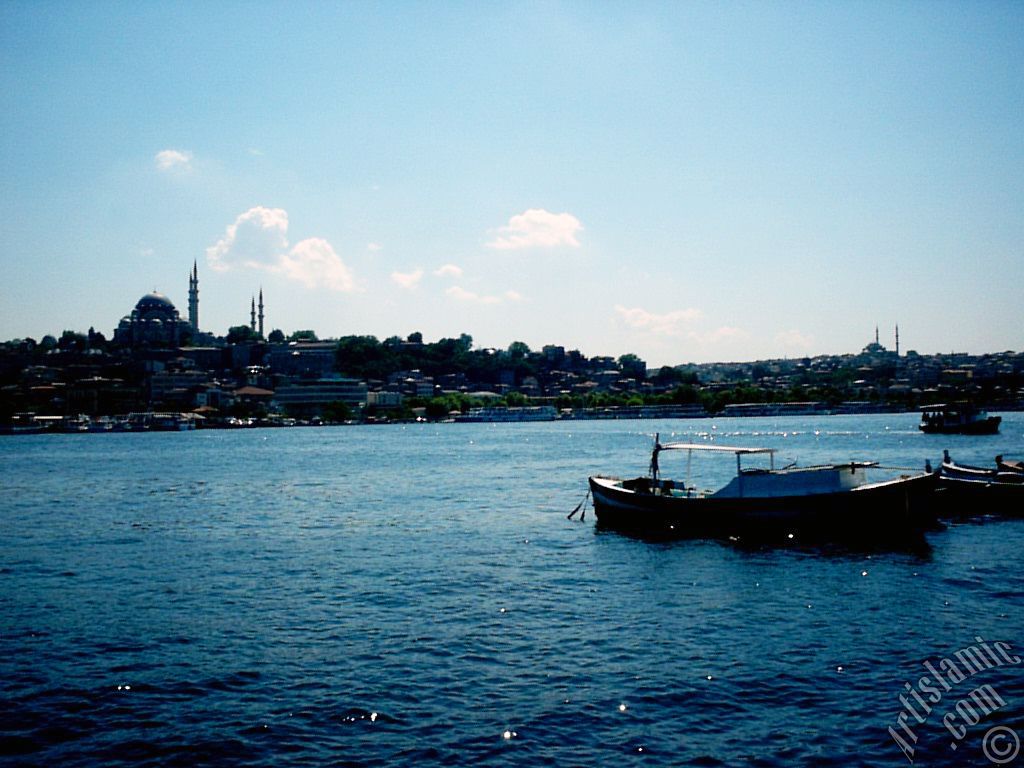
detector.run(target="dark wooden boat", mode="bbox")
[936,450,1024,517]
[588,438,938,540]
[940,450,1024,484]
[919,403,1000,435]
[996,455,1024,474]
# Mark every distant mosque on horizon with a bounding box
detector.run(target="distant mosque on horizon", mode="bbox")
[862,324,900,356]
[113,261,264,347]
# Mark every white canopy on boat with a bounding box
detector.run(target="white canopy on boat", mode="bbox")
[657,443,775,455]
[649,438,777,484]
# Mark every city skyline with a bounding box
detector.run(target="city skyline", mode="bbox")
[2,2,1021,366]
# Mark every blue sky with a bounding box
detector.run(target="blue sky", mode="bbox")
[2,1,1021,366]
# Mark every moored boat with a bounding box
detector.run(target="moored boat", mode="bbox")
[588,437,938,540]
[996,455,1024,474]
[150,412,197,431]
[0,413,45,435]
[939,450,1024,484]
[935,450,1024,517]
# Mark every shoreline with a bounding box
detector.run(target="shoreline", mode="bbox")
[5,403,1022,435]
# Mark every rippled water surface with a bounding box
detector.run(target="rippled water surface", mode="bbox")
[2,414,1023,766]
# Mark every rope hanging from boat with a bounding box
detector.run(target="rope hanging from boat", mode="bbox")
[567,488,590,520]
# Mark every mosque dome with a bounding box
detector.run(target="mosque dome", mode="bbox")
[135,292,176,313]
[114,272,198,349]
[114,290,188,347]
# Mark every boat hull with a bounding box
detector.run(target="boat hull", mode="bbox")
[940,463,1024,485]
[920,416,1001,435]
[936,475,1024,518]
[588,473,939,540]
[935,454,1024,518]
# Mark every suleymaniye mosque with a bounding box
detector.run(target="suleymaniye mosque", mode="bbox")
[113,261,262,347]
[112,291,192,347]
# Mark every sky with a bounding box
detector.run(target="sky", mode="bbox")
[1,1,1021,366]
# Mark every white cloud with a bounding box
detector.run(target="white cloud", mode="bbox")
[207,206,289,272]
[504,289,525,302]
[154,149,193,172]
[692,326,749,345]
[281,238,355,292]
[367,242,383,252]
[391,269,424,289]
[614,305,703,336]
[206,206,355,292]
[775,329,815,351]
[446,286,503,305]
[434,263,463,278]
[487,208,583,250]
[613,305,751,358]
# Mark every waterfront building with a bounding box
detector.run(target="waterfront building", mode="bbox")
[367,391,403,409]
[178,346,228,372]
[232,385,275,412]
[268,342,338,377]
[273,377,368,417]
[149,369,214,404]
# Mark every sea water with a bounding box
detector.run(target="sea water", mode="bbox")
[2,413,1023,766]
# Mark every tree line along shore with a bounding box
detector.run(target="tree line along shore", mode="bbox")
[2,329,1021,427]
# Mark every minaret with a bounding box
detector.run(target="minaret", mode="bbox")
[895,324,900,356]
[875,325,879,346]
[250,296,256,333]
[258,286,266,337]
[188,261,199,331]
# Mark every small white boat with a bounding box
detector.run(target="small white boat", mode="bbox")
[150,412,197,431]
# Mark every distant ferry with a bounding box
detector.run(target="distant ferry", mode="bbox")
[919,403,1000,435]
[454,406,557,423]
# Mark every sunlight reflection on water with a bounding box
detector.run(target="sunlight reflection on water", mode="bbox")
[1,413,1022,766]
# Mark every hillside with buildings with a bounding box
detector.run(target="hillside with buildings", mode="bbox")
[2,266,1022,426]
